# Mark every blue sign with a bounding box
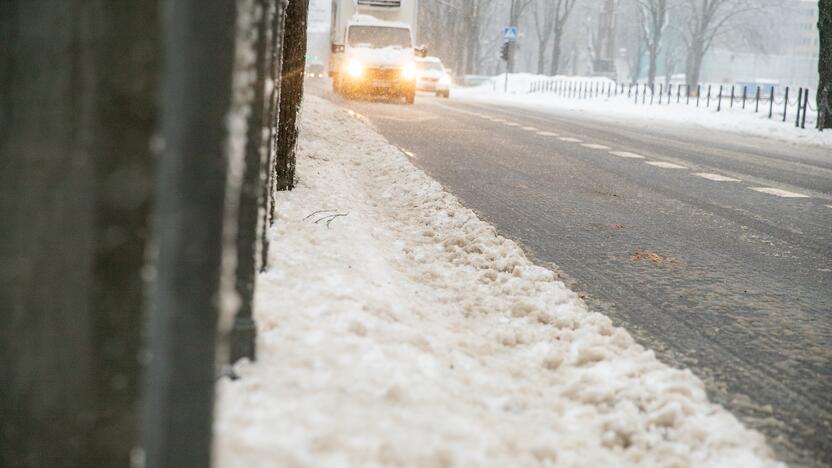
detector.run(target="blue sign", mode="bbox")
[502,26,518,42]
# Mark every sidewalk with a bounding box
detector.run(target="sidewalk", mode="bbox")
[213,94,783,468]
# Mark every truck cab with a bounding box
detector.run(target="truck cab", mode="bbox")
[330,0,424,104]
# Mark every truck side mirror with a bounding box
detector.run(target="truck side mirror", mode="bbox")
[415,46,428,58]
[332,43,344,53]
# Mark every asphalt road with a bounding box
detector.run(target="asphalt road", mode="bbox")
[307,80,832,467]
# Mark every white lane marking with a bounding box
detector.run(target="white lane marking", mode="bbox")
[522,126,539,131]
[559,137,582,142]
[609,151,645,159]
[504,122,521,126]
[537,131,559,136]
[491,118,507,123]
[827,205,832,209]
[645,161,687,169]
[693,173,741,182]
[581,143,611,150]
[750,187,810,198]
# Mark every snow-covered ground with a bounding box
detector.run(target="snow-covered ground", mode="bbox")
[454,73,832,148]
[213,94,784,467]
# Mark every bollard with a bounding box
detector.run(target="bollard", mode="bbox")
[801,88,809,129]
[717,85,723,112]
[635,85,639,104]
[668,83,672,103]
[643,84,647,104]
[755,86,761,112]
[783,86,789,122]
[796,88,803,127]
[730,85,735,108]
[742,85,747,109]
[697,84,701,107]
[706,84,711,107]
[769,87,775,118]
[650,84,655,104]
[659,83,663,104]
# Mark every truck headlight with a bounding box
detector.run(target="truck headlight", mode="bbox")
[401,63,416,80]
[439,74,451,85]
[346,60,364,78]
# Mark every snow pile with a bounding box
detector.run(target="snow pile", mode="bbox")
[454,73,832,148]
[213,95,784,467]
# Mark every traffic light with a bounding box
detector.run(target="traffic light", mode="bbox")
[500,42,510,61]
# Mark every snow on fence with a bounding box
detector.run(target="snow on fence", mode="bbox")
[527,79,830,131]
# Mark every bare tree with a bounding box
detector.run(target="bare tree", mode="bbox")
[638,0,670,85]
[550,0,580,75]
[532,0,557,74]
[680,0,760,87]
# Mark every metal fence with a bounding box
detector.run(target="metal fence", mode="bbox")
[528,79,826,131]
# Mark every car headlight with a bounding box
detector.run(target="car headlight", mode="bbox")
[401,63,416,80]
[346,60,364,78]
[439,74,451,85]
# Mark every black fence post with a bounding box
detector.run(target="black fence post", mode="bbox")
[769,87,775,118]
[783,86,790,122]
[650,84,655,104]
[796,88,803,127]
[706,84,711,107]
[730,85,735,108]
[755,86,761,112]
[668,83,672,102]
[142,0,237,466]
[717,85,723,112]
[802,88,809,129]
[696,84,701,107]
[659,83,663,104]
[742,85,747,109]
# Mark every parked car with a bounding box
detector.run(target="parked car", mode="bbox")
[416,56,451,98]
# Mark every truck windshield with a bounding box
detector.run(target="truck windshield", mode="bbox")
[348,26,411,49]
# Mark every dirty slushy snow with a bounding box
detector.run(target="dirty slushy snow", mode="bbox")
[213,95,783,467]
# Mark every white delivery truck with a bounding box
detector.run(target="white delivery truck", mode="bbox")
[329,0,425,104]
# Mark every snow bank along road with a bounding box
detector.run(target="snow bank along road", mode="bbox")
[213,95,783,467]
[306,80,832,467]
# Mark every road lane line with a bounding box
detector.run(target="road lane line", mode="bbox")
[645,161,687,169]
[827,205,832,209]
[490,118,507,123]
[581,143,611,150]
[522,126,539,131]
[750,187,810,198]
[609,151,645,159]
[559,137,582,142]
[537,131,559,136]
[504,122,520,126]
[693,173,741,182]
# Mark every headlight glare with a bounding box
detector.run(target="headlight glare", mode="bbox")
[347,60,364,77]
[439,74,451,85]
[401,63,416,80]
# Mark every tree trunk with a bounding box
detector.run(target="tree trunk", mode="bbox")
[647,44,659,86]
[0,1,158,465]
[551,31,564,76]
[819,0,832,128]
[685,40,705,89]
[140,0,236,466]
[537,41,548,75]
[274,0,309,192]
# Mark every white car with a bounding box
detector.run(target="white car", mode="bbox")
[416,57,451,98]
